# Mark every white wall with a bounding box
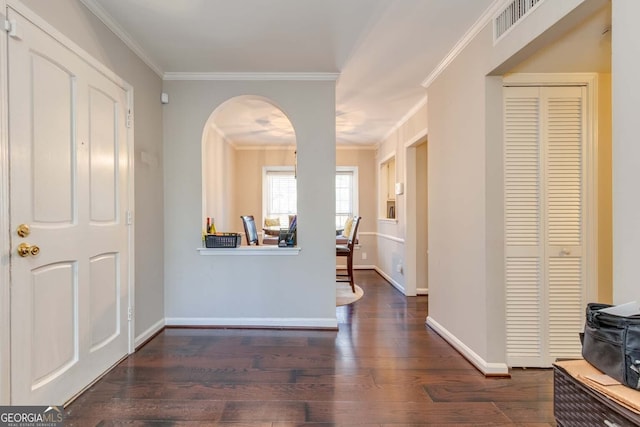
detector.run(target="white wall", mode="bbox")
[376,102,428,293]
[203,127,236,233]
[428,27,493,361]
[611,0,640,304]
[14,0,165,346]
[426,0,610,372]
[163,79,337,327]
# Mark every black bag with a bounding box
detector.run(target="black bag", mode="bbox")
[582,303,640,390]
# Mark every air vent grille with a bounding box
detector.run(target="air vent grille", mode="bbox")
[495,0,544,41]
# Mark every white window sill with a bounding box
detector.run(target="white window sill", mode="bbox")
[197,246,301,256]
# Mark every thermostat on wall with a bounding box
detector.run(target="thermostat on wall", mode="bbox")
[395,182,404,195]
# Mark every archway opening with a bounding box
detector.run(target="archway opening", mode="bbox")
[202,96,297,245]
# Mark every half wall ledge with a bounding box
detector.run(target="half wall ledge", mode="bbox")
[197,247,302,256]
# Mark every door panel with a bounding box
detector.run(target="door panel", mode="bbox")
[89,253,120,352]
[543,86,586,364]
[547,257,583,358]
[89,87,118,223]
[31,262,78,390]
[8,8,130,405]
[504,87,543,366]
[31,54,76,224]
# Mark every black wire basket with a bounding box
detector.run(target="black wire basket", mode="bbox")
[205,233,241,248]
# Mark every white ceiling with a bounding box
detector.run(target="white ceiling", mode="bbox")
[83,0,496,146]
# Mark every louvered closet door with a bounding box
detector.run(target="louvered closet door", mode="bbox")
[504,85,587,368]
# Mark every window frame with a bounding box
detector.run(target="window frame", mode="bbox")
[335,166,359,229]
[262,166,359,229]
[262,166,297,228]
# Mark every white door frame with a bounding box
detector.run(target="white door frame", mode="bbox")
[404,128,428,297]
[0,0,11,407]
[503,73,599,307]
[0,0,136,404]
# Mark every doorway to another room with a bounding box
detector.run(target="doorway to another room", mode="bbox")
[405,133,428,296]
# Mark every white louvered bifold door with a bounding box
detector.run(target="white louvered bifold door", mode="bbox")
[504,87,544,367]
[543,86,586,365]
[504,85,587,367]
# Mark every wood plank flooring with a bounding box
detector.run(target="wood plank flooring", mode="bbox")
[65,270,556,426]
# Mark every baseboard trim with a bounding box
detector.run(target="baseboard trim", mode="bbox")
[165,317,338,329]
[416,287,429,295]
[426,316,509,376]
[374,266,406,294]
[135,318,166,349]
[336,264,376,270]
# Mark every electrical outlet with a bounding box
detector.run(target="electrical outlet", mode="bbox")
[362,252,367,260]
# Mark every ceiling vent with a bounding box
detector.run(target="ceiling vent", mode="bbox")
[494,0,544,41]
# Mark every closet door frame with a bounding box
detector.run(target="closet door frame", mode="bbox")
[503,73,599,365]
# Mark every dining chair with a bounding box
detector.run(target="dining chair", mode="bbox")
[240,215,259,246]
[336,216,361,293]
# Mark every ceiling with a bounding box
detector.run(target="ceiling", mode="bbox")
[83,0,495,146]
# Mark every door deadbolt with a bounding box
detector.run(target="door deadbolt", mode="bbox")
[17,224,30,237]
[17,243,40,257]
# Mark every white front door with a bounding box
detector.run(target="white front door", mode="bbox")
[8,8,131,405]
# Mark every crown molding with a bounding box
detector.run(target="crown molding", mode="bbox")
[421,0,508,88]
[337,144,377,150]
[379,94,428,144]
[163,72,340,81]
[233,144,296,151]
[79,0,164,77]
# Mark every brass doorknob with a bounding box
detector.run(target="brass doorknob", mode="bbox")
[17,243,40,257]
[17,224,30,238]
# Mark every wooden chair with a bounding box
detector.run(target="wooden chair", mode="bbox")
[240,215,259,246]
[336,216,361,293]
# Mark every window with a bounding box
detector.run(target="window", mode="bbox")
[336,167,358,228]
[264,167,297,227]
[263,166,358,229]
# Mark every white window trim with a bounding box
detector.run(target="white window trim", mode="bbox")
[336,166,359,221]
[262,166,296,227]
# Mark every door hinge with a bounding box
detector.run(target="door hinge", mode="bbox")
[126,110,133,129]
[4,18,21,40]
[126,210,133,225]
[128,307,133,321]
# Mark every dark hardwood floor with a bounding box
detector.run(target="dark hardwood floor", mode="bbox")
[66,270,556,426]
